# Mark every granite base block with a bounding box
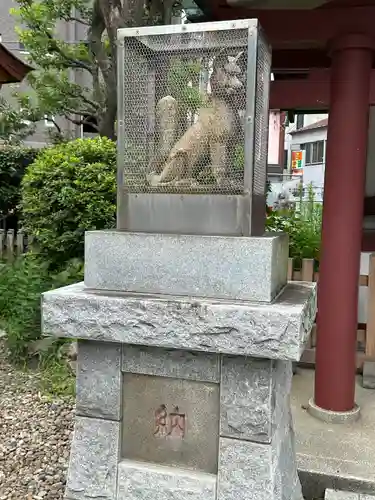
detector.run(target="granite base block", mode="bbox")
[76,340,122,420]
[42,281,317,362]
[273,408,303,500]
[117,460,217,500]
[63,352,302,500]
[122,344,220,383]
[218,410,301,500]
[218,438,275,500]
[220,357,292,443]
[84,230,289,302]
[325,490,360,500]
[46,259,313,499]
[362,361,375,389]
[65,417,120,500]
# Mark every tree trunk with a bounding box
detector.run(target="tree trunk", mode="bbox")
[93,0,146,140]
[98,77,117,139]
[91,0,172,139]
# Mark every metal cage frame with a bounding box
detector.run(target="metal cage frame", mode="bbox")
[116,19,271,236]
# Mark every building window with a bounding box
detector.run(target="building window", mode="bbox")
[301,140,324,165]
[283,149,288,169]
[296,114,304,130]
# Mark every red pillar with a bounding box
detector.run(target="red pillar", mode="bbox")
[314,35,374,412]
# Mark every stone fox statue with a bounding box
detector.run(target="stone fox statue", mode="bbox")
[147,50,245,187]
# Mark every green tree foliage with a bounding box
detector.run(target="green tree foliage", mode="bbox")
[0,0,182,143]
[0,146,39,223]
[21,137,116,266]
[167,59,203,111]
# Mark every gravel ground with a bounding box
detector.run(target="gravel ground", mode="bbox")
[0,342,74,499]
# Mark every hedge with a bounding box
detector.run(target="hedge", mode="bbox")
[21,137,117,267]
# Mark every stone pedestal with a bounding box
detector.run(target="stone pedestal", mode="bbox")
[42,232,316,500]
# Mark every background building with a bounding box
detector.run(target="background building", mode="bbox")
[287,114,328,202]
[0,0,86,147]
[266,112,328,206]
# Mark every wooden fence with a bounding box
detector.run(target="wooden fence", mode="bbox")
[290,256,375,370]
[0,229,28,260]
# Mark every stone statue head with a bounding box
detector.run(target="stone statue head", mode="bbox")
[210,49,245,101]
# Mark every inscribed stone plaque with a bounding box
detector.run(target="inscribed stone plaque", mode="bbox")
[121,373,220,474]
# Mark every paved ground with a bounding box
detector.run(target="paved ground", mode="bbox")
[292,368,375,499]
[0,342,74,500]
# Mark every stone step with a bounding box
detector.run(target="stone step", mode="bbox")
[325,489,375,499]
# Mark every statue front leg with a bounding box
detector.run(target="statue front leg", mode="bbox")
[210,142,229,187]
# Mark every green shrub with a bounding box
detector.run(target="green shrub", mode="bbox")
[21,137,116,267]
[266,188,322,269]
[0,145,40,223]
[0,253,83,361]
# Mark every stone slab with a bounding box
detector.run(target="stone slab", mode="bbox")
[122,345,220,382]
[220,357,292,443]
[121,373,220,474]
[117,460,216,500]
[76,340,122,420]
[42,281,317,362]
[362,361,375,389]
[220,356,273,442]
[325,490,360,500]
[273,408,303,500]
[273,361,293,435]
[218,409,301,500]
[84,231,289,303]
[65,417,120,500]
[218,437,273,500]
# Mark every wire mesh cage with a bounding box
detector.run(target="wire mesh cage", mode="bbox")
[117,20,271,234]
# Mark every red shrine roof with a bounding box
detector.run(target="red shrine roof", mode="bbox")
[188,0,375,110]
[195,0,375,13]
[290,118,328,134]
[191,0,375,68]
[0,43,33,84]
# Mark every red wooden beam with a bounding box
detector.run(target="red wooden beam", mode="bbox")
[205,3,375,49]
[270,80,329,110]
[272,49,331,70]
[270,69,375,109]
[272,48,375,71]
